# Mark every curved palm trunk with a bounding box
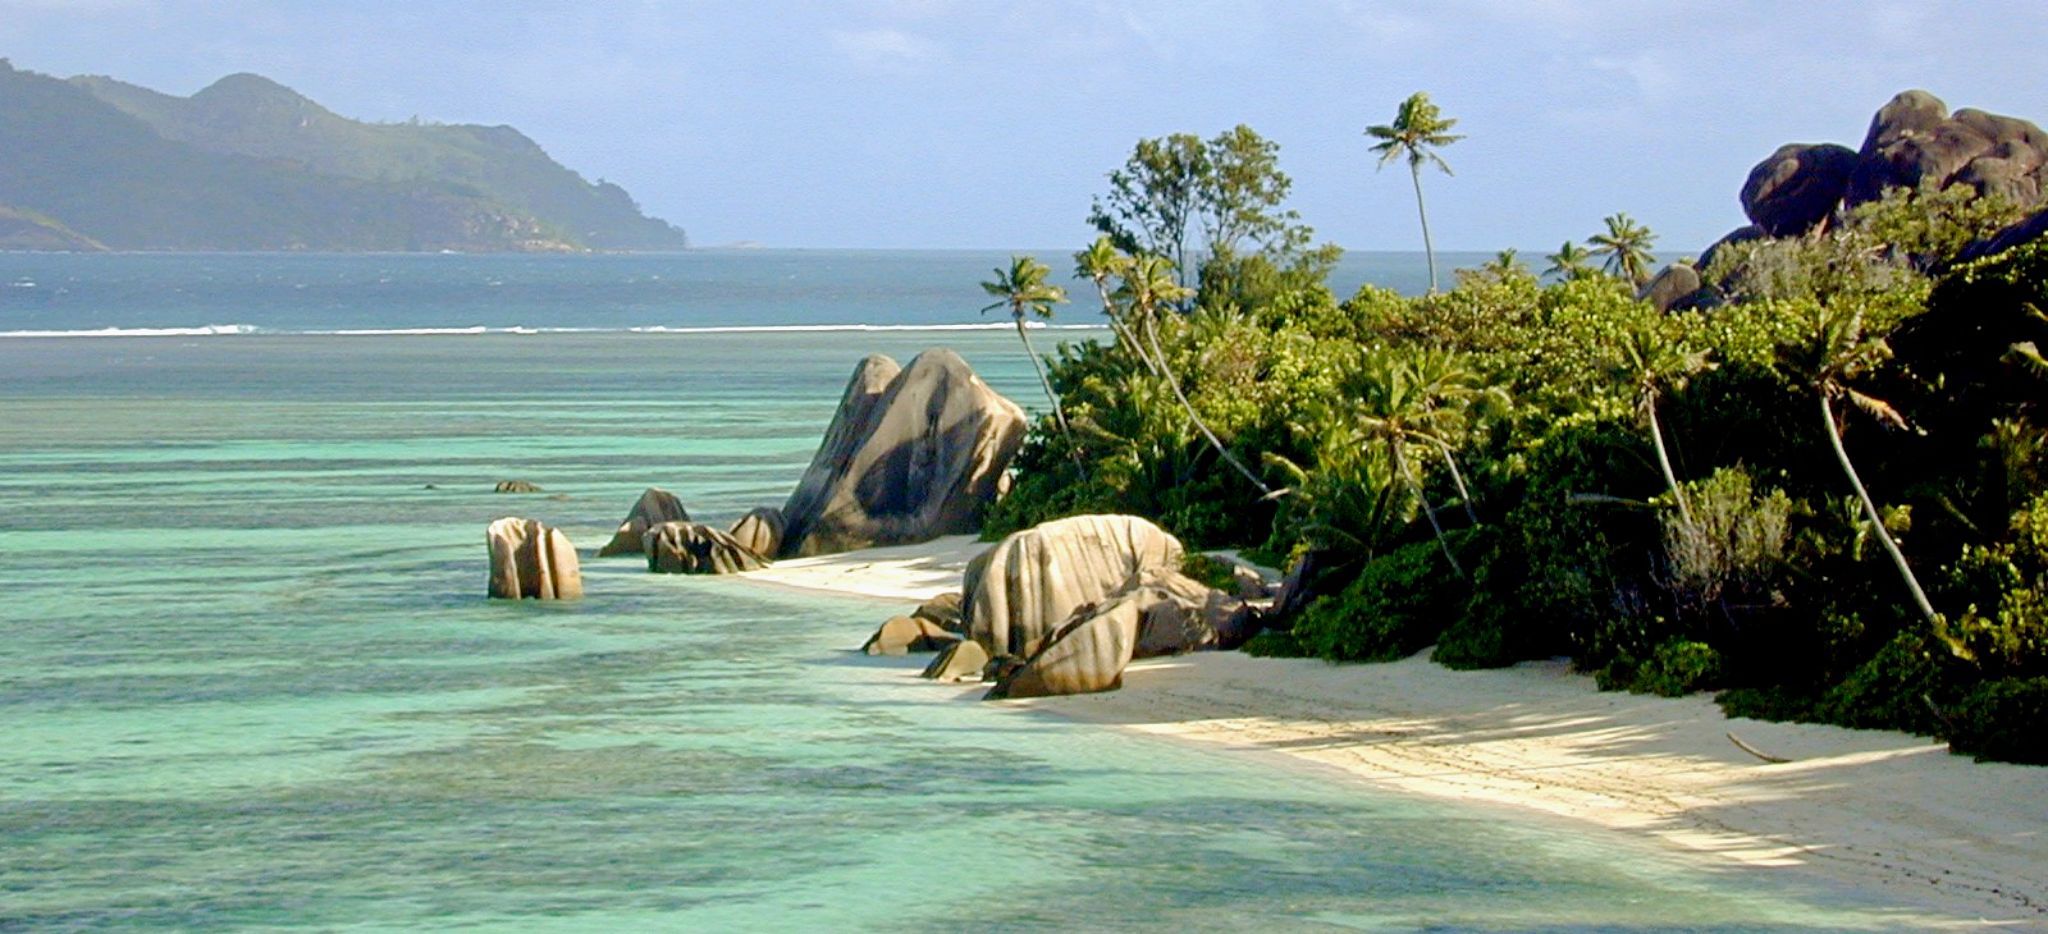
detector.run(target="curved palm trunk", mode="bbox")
[1144,315,1271,495]
[1410,163,1439,294]
[1646,393,1693,524]
[1417,489,1466,577]
[1416,433,1478,524]
[1819,392,1939,626]
[1393,442,1465,577]
[1094,280,1158,376]
[1014,318,1072,442]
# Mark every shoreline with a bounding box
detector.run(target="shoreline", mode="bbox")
[735,536,2048,926]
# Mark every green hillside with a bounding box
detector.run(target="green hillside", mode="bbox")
[0,61,686,252]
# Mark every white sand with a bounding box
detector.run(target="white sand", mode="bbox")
[739,537,2048,925]
[739,534,989,602]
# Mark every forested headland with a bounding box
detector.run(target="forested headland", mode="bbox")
[0,61,686,252]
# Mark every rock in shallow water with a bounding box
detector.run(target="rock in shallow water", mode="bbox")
[920,639,990,682]
[778,349,1025,557]
[598,487,690,557]
[911,591,964,633]
[486,517,583,600]
[643,521,767,574]
[726,506,786,560]
[860,615,960,655]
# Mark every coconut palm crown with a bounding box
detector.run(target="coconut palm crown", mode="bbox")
[980,255,1072,440]
[1366,92,1464,294]
[1587,213,1658,286]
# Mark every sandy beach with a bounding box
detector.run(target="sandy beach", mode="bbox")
[741,535,2048,927]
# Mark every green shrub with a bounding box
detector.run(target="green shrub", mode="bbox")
[1638,639,1720,696]
[1943,490,2048,677]
[1596,640,1723,697]
[1433,612,1513,670]
[1241,629,1309,658]
[1663,467,1794,607]
[1813,631,1964,735]
[1180,552,1240,590]
[1716,686,1824,723]
[1292,536,1468,663]
[1944,677,2048,764]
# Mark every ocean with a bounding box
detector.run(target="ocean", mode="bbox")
[0,250,1901,929]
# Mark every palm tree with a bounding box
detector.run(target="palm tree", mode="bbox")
[1587,213,1658,286]
[1351,347,1493,574]
[1545,241,1595,281]
[1367,92,1463,294]
[1114,253,1273,496]
[1073,236,1153,371]
[1617,319,1712,524]
[981,255,1072,444]
[1484,248,1525,278]
[1779,300,1939,628]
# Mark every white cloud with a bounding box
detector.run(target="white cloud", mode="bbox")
[1588,50,1678,107]
[1332,1,1431,50]
[831,27,947,75]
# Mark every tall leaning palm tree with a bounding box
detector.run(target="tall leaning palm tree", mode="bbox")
[1587,213,1658,287]
[1367,92,1463,294]
[1115,253,1274,496]
[981,255,1072,445]
[1073,236,1153,372]
[1780,300,1940,629]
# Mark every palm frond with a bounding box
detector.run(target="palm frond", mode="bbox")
[1845,388,1908,429]
[2003,341,2048,380]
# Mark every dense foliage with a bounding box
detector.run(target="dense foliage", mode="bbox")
[993,123,2048,764]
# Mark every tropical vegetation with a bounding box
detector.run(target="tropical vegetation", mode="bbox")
[985,114,2048,765]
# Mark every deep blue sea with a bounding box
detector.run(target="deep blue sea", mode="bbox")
[0,251,1913,929]
[0,248,1501,336]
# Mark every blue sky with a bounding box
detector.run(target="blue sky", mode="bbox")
[4,1,2046,253]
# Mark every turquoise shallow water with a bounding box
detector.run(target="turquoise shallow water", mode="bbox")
[0,256,1923,930]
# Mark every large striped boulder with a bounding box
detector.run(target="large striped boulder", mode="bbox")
[962,515,1185,659]
[486,517,583,600]
[779,350,1025,557]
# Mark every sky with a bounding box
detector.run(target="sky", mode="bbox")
[4,1,2047,253]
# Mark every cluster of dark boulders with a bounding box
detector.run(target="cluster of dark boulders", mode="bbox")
[645,521,768,575]
[597,487,691,557]
[858,514,1278,700]
[487,348,1029,597]
[1735,91,2048,248]
[1641,90,2048,313]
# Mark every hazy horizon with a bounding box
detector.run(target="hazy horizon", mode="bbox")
[4,1,2045,253]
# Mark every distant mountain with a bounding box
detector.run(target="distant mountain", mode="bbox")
[0,61,687,252]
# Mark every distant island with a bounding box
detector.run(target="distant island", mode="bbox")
[0,60,688,252]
